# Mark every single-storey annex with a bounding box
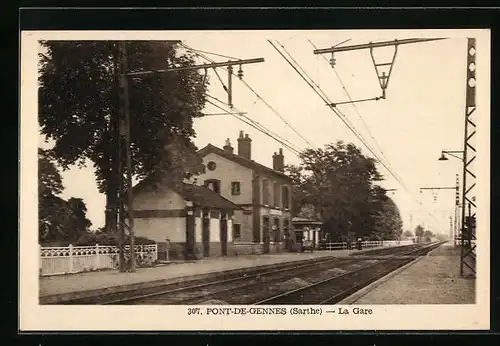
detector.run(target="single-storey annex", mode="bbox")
[133,179,240,260]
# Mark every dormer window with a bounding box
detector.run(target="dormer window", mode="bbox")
[204,179,221,194]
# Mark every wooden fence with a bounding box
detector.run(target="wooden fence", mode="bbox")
[39,244,158,276]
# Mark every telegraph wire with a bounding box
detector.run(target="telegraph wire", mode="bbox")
[269,39,445,230]
[205,93,230,106]
[206,97,303,154]
[205,99,302,156]
[237,78,318,150]
[268,40,393,176]
[181,44,240,60]
[272,39,410,191]
[205,96,303,153]
[180,42,317,150]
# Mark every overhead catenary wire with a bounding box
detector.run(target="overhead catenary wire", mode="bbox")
[207,98,303,155]
[205,98,302,156]
[268,39,445,230]
[205,96,303,153]
[307,38,397,176]
[180,42,317,150]
[268,39,395,179]
[206,96,300,151]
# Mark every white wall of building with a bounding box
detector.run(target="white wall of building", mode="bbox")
[195,152,254,204]
[210,218,220,242]
[133,185,186,210]
[232,210,253,242]
[227,219,233,243]
[195,216,202,243]
[135,217,186,243]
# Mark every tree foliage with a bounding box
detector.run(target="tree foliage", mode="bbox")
[38,41,208,228]
[403,230,414,238]
[414,225,425,238]
[371,196,404,240]
[423,230,434,243]
[38,149,93,245]
[38,148,64,197]
[285,141,403,241]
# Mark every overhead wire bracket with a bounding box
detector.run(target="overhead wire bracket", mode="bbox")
[369,41,399,99]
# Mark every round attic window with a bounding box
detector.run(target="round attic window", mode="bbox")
[207,161,217,171]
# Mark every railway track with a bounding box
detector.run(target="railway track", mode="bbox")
[97,255,347,305]
[59,242,442,305]
[110,242,442,305]
[129,257,373,305]
[254,242,444,305]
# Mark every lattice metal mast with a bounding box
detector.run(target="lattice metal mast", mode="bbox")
[116,41,264,272]
[461,38,477,278]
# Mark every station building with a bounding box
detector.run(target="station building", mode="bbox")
[192,131,294,254]
[132,179,240,260]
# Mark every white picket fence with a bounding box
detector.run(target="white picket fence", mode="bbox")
[39,244,158,276]
[322,239,413,251]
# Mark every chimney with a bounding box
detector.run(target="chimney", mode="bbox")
[273,148,285,172]
[237,130,252,159]
[223,138,234,154]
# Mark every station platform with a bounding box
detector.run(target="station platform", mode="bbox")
[340,241,476,305]
[39,247,379,303]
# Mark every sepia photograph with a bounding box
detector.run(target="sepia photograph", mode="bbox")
[20,28,490,331]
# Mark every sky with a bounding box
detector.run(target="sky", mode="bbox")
[36,29,489,235]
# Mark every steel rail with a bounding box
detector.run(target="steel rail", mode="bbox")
[254,242,444,305]
[101,256,345,305]
[176,258,371,305]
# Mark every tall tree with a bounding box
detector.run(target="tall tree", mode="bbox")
[371,196,404,240]
[286,141,384,241]
[38,41,207,231]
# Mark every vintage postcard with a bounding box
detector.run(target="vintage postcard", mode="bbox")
[20,28,490,331]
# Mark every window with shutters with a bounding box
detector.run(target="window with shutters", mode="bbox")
[273,182,280,207]
[282,185,290,209]
[231,181,241,195]
[262,179,270,205]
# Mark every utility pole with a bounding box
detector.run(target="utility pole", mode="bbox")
[460,38,477,279]
[116,41,264,272]
[117,41,136,272]
[313,38,446,105]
